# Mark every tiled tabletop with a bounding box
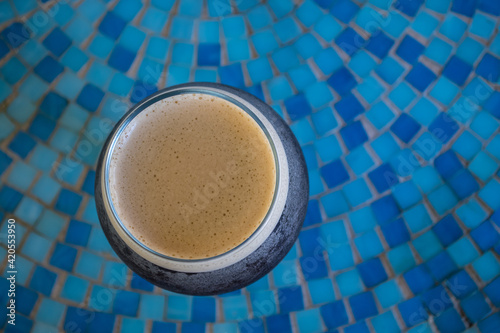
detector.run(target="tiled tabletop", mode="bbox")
[1,0,500,332]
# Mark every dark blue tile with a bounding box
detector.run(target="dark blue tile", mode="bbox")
[1,22,30,48]
[434,150,463,180]
[396,35,425,64]
[426,251,458,281]
[299,227,321,255]
[266,314,292,333]
[55,189,82,215]
[478,0,500,15]
[108,44,136,72]
[448,169,479,199]
[28,114,56,141]
[40,92,68,119]
[344,321,369,333]
[434,308,466,333]
[278,286,304,313]
[335,27,365,56]
[443,56,473,86]
[0,186,22,212]
[330,0,359,23]
[390,114,421,144]
[64,306,92,333]
[365,31,394,59]
[181,322,206,333]
[0,278,8,307]
[219,63,245,88]
[421,285,452,315]
[398,297,428,327]
[131,272,154,291]
[300,253,328,280]
[0,151,12,176]
[77,84,105,112]
[43,27,72,57]
[479,313,500,333]
[404,265,435,294]
[239,318,265,333]
[327,67,357,96]
[446,270,477,299]
[491,210,500,228]
[451,0,477,17]
[5,314,32,333]
[470,220,500,251]
[99,11,127,40]
[405,62,436,91]
[357,258,387,288]
[130,80,158,103]
[484,276,500,307]
[303,200,322,227]
[476,53,500,82]
[303,144,318,170]
[15,285,38,316]
[65,219,92,247]
[371,195,400,224]
[432,215,463,247]
[30,266,57,296]
[349,292,378,321]
[49,242,77,272]
[284,94,312,121]
[314,0,335,9]
[8,131,36,158]
[88,312,116,333]
[192,297,216,322]
[368,163,399,194]
[394,0,424,16]
[113,290,140,316]
[484,91,500,119]
[34,55,64,82]
[339,121,368,150]
[320,159,350,189]
[0,39,9,59]
[320,301,348,329]
[382,218,410,247]
[243,84,265,101]
[152,321,176,333]
[198,43,221,66]
[461,292,491,323]
[82,170,96,195]
[335,93,364,122]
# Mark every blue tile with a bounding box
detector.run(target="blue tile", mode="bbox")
[181,322,205,333]
[335,93,364,122]
[471,220,500,251]
[451,0,476,16]
[108,44,136,72]
[375,56,404,84]
[34,55,64,82]
[219,63,245,88]
[433,215,463,247]
[357,258,388,288]
[131,272,154,291]
[404,265,435,294]
[64,307,92,333]
[368,163,398,194]
[284,94,312,121]
[372,194,400,224]
[335,27,365,56]
[443,56,473,87]
[365,31,394,59]
[30,266,57,296]
[278,286,304,313]
[0,185,22,212]
[422,286,453,316]
[320,301,348,329]
[396,35,425,64]
[476,53,500,82]
[40,91,68,120]
[405,62,436,91]
[340,121,368,150]
[28,114,56,141]
[330,0,359,23]
[473,252,500,283]
[43,27,71,57]
[192,297,215,322]
[75,250,103,280]
[381,218,410,247]
[435,150,463,179]
[266,314,292,333]
[1,22,30,48]
[398,297,428,327]
[434,308,466,333]
[55,188,82,215]
[350,292,378,321]
[15,285,38,316]
[449,169,479,199]
[50,242,77,271]
[198,43,220,66]
[1,56,26,84]
[320,160,350,189]
[61,275,90,303]
[396,0,424,16]
[274,17,300,44]
[65,219,92,247]
[99,11,126,40]
[484,277,500,307]
[77,84,104,112]
[462,292,491,323]
[355,230,384,260]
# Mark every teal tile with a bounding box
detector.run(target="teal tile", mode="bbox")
[139,294,165,320]
[314,135,342,164]
[403,203,432,233]
[412,11,439,38]
[7,161,37,191]
[273,260,298,287]
[75,251,104,280]
[409,98,439,126]
[469,151,497,182]
[357,76,384,104]
[479,178,500,210]
[387,243,416,274]
[371,132,400,162]
[371,311,400,333]
[31,175,61,204]
[374,279,404,308]
[349,207,376,234]
[222,295,249,321]
[457,37,484,65]
[439,14,468,42]
[456,198,488,229]
[60,275,90,303]
[366,102,395,130]
[336,269,364,296]
[428,184,458,215]
[355,230,384,260]
[14,196,42,225]
[384,11,409,38]
[469,13,496,40]
[121,318,145,333]
[425,38,452,65]
[343,179,372,207]
[447,237,480,267]
[250,290,277,316]
[36,210,65,239]
[308,278,336,305]
[413,230,443,261]
[296,308,323,333]
[452,131,482,161]
[314,15,342,42]
[21,232,51,262]
[346,146,374,176]
[166,295,192,321]
[36,299,65,326]
[472,252,500,282]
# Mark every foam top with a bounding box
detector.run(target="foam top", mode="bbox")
[109,93,276,259]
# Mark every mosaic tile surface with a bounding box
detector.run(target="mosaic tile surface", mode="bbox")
[1,0,500,332]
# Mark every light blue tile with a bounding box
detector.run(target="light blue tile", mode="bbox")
[19,75,49,102]
[309,278,336,305]
[336,269,364,296]
[36,209,65,239]
[121,318,145,333]
[273,260,298,287]
[31,175,61,204]
[375,280,403,308]
[456,198,488,229]
[387,243,416,274]
[36,298,65,326]
[472,252,500,282]
[139,294,165,320]
[21,232,51,262]
[166,295,192,321]
[7,161,37,191]
[60,275,90,303]
[403,203,432,233]
[296,308,323,333]
[14,196,42,225]
[75,250,104,280]
[222,295,249,321]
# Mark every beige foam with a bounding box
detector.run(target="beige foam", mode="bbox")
[109,93,276,259]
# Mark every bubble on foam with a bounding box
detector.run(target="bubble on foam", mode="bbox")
[108,93,276,259]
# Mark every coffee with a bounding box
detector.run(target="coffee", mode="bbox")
[109,93,276,259]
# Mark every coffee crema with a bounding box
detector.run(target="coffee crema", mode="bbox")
[108,93,276,259]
